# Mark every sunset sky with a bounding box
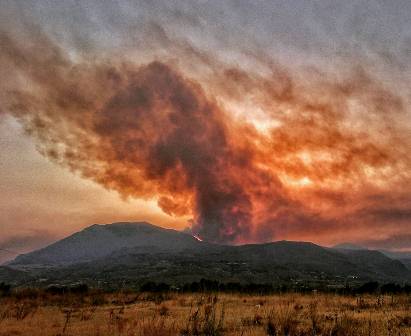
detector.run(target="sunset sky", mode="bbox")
[1,0,410,263]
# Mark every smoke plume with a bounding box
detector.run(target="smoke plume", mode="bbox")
[1,30,410,244]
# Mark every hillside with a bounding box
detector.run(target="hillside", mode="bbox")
[4,222,411,288]
[333,243,411,271]
[11,222,203,266]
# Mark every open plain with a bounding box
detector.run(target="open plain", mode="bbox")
[1,291,410,336]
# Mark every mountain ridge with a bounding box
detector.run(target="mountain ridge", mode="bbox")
[3,222,411,287]
[10,222,204,266]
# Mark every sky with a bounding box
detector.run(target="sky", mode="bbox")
[0,0,410,263]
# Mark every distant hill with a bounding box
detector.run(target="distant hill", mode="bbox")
[332,242,411,271]
[379,250,411,260]
[11,222,203,266]
[4,222,411,287]
[333,243,367,250]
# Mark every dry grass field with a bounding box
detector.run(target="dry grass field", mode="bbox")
[0,291,410,336]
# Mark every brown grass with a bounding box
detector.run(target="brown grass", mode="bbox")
[0,292,410,335]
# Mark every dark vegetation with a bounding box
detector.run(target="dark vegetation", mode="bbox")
[1,280,410,299]
[140,280,411,295]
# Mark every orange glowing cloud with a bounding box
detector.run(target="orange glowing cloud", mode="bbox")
[0,29,410,245]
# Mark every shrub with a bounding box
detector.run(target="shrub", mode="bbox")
[0,282,11,296]
[45,285,68,295]
[70,283,89,294]
[357,281,379,294]
[181,296,224,336]
[140,282,170,292]
[158,305,169,316]
[380,283,402,294]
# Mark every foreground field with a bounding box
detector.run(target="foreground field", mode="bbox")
[0,292,410,335]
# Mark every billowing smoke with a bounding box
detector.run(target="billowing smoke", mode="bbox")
[1,30,410,244]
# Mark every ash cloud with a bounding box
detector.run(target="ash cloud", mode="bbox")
[0,13,410,245]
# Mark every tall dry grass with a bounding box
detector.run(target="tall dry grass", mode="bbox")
[0,291,410,335]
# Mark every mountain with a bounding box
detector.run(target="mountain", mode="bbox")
[10,222,203,266]
[379,250,411,260]
[333,248,408,279]
[332,242,411,271]
[4,222,411,288]
[333,243,367,250]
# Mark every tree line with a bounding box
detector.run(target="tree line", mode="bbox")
[1,280,411,297]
